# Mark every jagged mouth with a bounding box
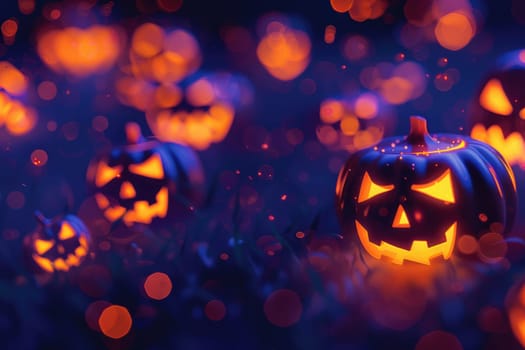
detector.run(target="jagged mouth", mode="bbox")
[95,187,168,226]
[355,220,457,265]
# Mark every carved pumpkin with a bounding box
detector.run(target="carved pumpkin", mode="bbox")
[24,211,91,273]
[336,116,516,265]
[470,50,525,167]
[86,123,204,227]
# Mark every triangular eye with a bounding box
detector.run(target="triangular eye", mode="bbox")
[58,222,75,240]
[129,154,164,179]
[34,239,54,255]
[411,169,455,203]
[358,172,394,203]
[96,162,122,187]
[479,78,513,116]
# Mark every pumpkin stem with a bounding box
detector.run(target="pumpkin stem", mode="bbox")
[406,116,434,146]
[34,211,50,226]
[125,122,144,144]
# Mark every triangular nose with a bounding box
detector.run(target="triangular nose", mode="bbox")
[392,205,411,228]
[120,181,136,199]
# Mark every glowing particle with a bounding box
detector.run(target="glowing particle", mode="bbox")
[144,272,172,300]
[98,305,132,339]
[31,149,48,167]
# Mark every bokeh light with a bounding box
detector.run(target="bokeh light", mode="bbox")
[98,305,132,339]
[37,25,121,77]
[144,272,172,300]
[263,289,302,327]
[256,19,311,81]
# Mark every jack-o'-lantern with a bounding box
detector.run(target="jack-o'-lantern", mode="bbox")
[86,123,204,227]
[336,116,516,265]
[24,211,91,273]
[470,50,525,167]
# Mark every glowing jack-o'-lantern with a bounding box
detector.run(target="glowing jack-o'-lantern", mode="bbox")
[470,50,525,167]
[86,123,204,228]
[24,211,91,273]
[336,116,516,265]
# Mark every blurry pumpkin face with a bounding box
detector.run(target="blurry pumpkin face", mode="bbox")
[470,50,525,167]
[92,144,171,226]
[27,214,90,273]
[87,123,205,228]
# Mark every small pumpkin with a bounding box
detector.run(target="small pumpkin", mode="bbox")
[86,122,204,228]
[470,49,525,167]
[24,211,91,273]
[336,116,516,265]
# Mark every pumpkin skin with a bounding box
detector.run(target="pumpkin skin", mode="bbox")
[24,212,91,273]
[470,50,525,167]
[86,123,204,228]
[336,116,516,265]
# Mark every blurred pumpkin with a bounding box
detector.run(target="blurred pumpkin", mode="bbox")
[116,23,201,111]
[24,211,91,273]
[146,72,252,150]
[0,62,37,135]
[37,25,121,77]
[470,50,525,168]
[86,123,204,228]
[336,116,516,265]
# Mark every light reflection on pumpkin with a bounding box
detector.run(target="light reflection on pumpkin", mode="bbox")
[37,25,121,77]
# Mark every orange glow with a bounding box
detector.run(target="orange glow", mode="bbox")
[330,0,353,13]
[128,154,164,179]
[4,103,36,135]
[458,234,478,255]
[356,220,457,265]
[392,205,411,228]
[34,239,54,255]
[131,23,165,58]
[186,78,215,106]
[129,26,201,84]
[479,79,513,116]
[98,305,132,339]
[320,99,344,123]
[324,25,336,44]
[95,163,122,187]
[434,11,475,51]
[358,172,394,203]
[520,108,525,120]
[411,169,455,203]
[340,116,359,135]
[471,123,525,167]
[32,254,54,273]
[120,187,169,225]
[144,272,172,300]
[0,61,28,96]
[1,19,18,37]
[256,24,311,81]
[58,222,75,240]
[119,181,136,199]
[37,25,121,77]
[354,93,378,119]
[31,149,48,166]
[147,103,235,150]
